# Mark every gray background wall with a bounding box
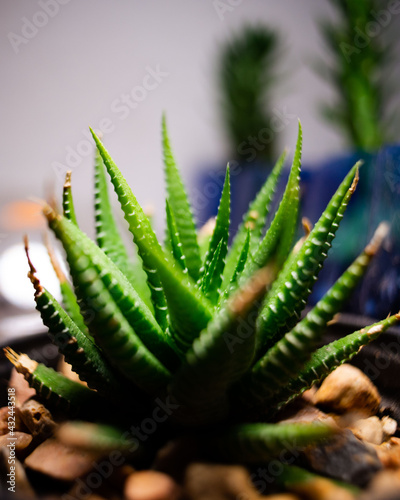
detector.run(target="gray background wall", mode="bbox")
[0,0,344,240]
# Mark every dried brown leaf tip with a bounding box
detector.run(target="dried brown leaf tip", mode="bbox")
[292,217,313,255]
[24,235,43,297]
[365,222,389,257]
[230,268,272,317]
[302,217,312,238]
[42,202,59,223]
[43,231,67,284]
[63,171,72,189]
[349,165,360,194]
[3,348,38,378]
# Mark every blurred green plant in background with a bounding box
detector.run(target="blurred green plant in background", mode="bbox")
[219,25,280,165]
[316,0,399,151]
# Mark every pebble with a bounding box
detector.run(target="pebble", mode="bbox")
[303,430,382,487]
[152,436,200,482]
[381,416,397,439]
[288,477,355,500]
[25,437,100,481]
[0,448,36,498]
[0,406,26,435]
[261,496,299,500]
[19,398,56,438]
[0,431,32,453]
[0,407,9,435]
[8,367,36,405]
[124,470,181,500]
[277,399,336,427]
[373,437,400,469]
[359,469,400,500]
[184,463,267,500]
[313,364,381,416]
[349,416,383,445]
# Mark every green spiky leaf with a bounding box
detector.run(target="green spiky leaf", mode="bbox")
[243,122,302,280]
[201,166,230,285]
[162,115,202,280]
[215,422,334,463]
[94,147,152,310]
[165,199,187,273]
[222,149,286,290]
[62,171,78,226]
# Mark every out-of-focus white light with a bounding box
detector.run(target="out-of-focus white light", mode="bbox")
[0,242,63,310]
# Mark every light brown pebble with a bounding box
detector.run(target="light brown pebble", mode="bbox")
[152,436,200,482]
[359,469,400,500]
[8,367,36,405]
[301,387,318,404]
[0,431,32,452]
[373,437,400,469]
[278,400,336,427]
[381,416,397,439]
[0,448,36,498]
[124,470,181,500]
[289,477,355,500]
[184,463,267,500]
[19,399,56,438]
[0,406,26,435]
[259,496,298,500]
[313,364,381,416]
[0,407,9,435]
[25,437,100,481]
[349,416,383,445]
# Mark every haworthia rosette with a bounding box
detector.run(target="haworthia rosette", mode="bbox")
[90,129,214,354]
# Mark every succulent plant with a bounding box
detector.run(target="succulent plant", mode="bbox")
[4,117,399,467]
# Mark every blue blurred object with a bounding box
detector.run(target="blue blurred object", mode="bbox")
[302,145,400,318]
[195,145,400,318]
